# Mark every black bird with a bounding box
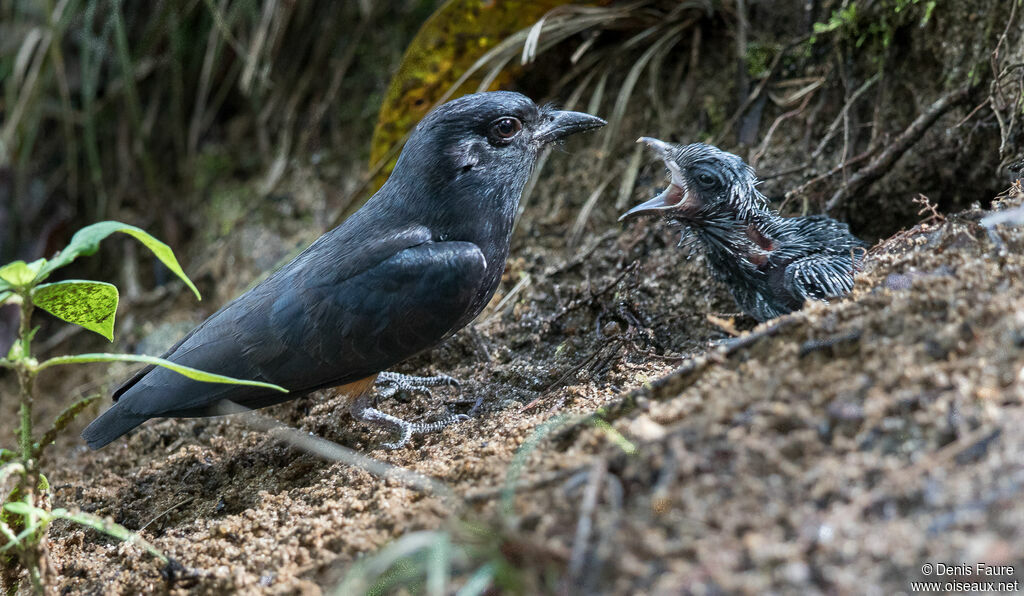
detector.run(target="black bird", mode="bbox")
[621,138,866,322]
[82,91,605,450]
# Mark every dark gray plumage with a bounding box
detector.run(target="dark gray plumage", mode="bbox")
[621,139,866,322]
[82,91,605,449]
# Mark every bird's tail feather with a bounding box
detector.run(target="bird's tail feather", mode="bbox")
[81,404,145,450]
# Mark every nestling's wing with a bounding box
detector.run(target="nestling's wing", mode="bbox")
[784,253,858,302]
[112,240,487,418]
[789,215,866,253]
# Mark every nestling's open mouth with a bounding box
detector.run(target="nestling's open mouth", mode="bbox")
[662,182,684,206]
[619,137,697,221]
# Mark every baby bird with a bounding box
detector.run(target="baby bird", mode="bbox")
[620,138,866,322]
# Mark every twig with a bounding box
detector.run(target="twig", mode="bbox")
[751,90,815,166]
[585,473,623,595]
[810,72,880,160]
[479,273,532,327]
[554,317,801,447]
[464,465,586,503]
[214,402,457,506]
[565,460,606,591]
[138,497,194,532]
[521,338,623,412]
[760,162,811,182]
[825,85,972,213]
[954,97,992,128]
[651,434,685,510]
[912,193,945,224]
[547,262,639,326]
[781,149,873,211]
[797,329,862,358]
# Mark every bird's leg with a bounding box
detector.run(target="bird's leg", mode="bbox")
[350,391,468,450]
[374,371,460,401]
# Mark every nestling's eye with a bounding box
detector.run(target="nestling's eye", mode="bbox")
[489,117,522,142]
[696,173,717,187]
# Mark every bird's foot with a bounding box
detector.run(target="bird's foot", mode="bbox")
[355,406,470,450]
[375,371,460,401]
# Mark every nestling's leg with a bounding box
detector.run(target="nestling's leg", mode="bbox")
[350,390,469,450]
[374,371,460,400]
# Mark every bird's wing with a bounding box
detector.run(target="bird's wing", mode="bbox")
[112,224,434,402]
[113,237,487,418]
[784,253,858,302]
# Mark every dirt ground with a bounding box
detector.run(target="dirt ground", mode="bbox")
[7,142,1019,594]
[1,1,1022,592]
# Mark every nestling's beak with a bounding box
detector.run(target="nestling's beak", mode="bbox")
[534,110,606,145]
[619,137,692,222]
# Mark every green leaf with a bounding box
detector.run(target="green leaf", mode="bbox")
[37,353,288,393]
[2,502,36,518]
[0,291,12,304]
[0,522,44,554]
[456,562,496,596]
[38,221,201,300]
[50,508,167,562]
[0,259,46,288]
[32,281,119,341]
[1,501,168,563]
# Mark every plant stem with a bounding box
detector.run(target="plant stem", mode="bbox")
[12,291,43,595]
[28,564,42,595]
[18,380,34,468]
[16,294,35,467]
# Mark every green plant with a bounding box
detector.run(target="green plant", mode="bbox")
[333,525,536,596]
[1,0,401,263]
[810,0,938,49]
[0,221,286,593]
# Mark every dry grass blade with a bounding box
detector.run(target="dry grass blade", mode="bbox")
[600,22,688,157]
[586,68,610,121]
[615,142,645,209]
[518,147,553,225]
[1,28,51,156]
[239,0,276,94]
[565,459,606,587]
[569,173,615,248]
[213,401,458,507]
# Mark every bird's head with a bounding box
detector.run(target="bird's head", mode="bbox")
[390,91,605,204]
[619,139,767,224]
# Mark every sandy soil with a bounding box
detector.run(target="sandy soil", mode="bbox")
[4,144,1017,594]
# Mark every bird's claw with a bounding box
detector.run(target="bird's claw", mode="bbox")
[375,371,460,400]
[356,407,469,450]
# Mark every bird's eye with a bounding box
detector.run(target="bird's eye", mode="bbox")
[489,117,522,143]
[696,173,717,187]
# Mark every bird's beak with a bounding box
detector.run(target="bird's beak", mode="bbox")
[619,137,693,222]
[534,110,606,145]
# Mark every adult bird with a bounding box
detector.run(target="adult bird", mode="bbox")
[82,91,605,450]
[620,139,866,322]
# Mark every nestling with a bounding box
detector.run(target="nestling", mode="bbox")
[621,138,866,322]
[82,91,605,450]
